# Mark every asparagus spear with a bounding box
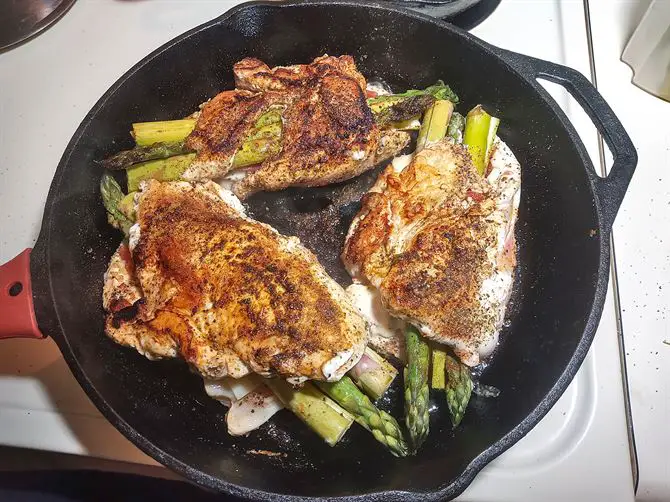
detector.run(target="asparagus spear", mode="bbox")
[486,115,501,162]
[349,347,398,401]
[121,107,282,178]
[463,105,500,175]
[117,192,137,221]
[447,111,465,142]
[404,326,430,452]
[126,153,196,192]
[416,100,454,151]
[388,118,422,131]
[374,95,436,128]
[123,123,280,191]
[233,110,283,167]
[431,348,447,390]
[100,173,132,235]
[367,80,459,114]
[264,379,354,447]
[445,353,473,427]
[132,119,197,146]
[253,106,283,127]
[316,376,409,457]
[101,141,192,170]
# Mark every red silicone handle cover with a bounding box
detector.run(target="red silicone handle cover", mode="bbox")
[0,249,43,339]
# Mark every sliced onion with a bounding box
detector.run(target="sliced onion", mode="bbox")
[226,385,284,436]
[203,379,235,407]
[349,353,380,380]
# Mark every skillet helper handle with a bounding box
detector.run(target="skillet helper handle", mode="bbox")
[494,49,637,231]
[0,249,44,339]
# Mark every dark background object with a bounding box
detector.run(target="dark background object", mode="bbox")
[0,470,233,502]
[0,0,76,52]
[0,0,635,500]
[0,0,497,54]
[395,0,502,28]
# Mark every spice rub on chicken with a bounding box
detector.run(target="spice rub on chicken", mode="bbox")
[103,180,367,382]
[343,139,521,366]
[182,55,409,198]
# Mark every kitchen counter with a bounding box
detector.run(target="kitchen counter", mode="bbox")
[0,1,638,500]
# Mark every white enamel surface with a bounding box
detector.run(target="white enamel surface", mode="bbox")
[588,1,670,500]
[0,1,634,500]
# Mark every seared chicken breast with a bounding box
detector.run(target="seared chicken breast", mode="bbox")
[343,139,521,366]
[103,243,178,360]
[183,55,409,198]
[103,180,367,382]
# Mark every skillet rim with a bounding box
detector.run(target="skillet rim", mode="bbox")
[34,0,613,500]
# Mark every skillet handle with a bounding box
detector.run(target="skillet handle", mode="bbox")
[492,48,637,231]
[0,249,44,339]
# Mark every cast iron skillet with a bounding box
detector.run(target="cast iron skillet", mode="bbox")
[0,1,636,500]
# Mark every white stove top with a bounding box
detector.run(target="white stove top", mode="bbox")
[0,1,635,500]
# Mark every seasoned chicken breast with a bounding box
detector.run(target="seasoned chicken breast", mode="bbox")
[103,243,177,360]
[343,139,521,366]
[103,180,367,382]
[183,55,409,198]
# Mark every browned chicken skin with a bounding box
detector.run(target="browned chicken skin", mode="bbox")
[183,55,409,198]
[104,180,367,382]
[343,140,521,366]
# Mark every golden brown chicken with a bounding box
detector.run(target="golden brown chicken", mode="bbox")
[343,139,521,366]
[104,180,367,382]
[182,55,409,198]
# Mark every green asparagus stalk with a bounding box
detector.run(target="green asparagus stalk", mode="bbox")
[101,141,192,170]
[367,80,459,114]
[264,379,354,447]
[117,192,137,221]
[416,100,454,151]
[233,108,283,167]
[389,117,422,131]
[374,94,435,128]
[445,353,473,428]
[132,119,197,146]
[100,173,132,235]
[349,347,398,401]
[447,111,465,142]
[463,105,500,175]
[486,115,501,162]
[316,376,409,457]
[111,108,282,194]
[254,106,283,127]
[126,153,196,192]
[431,348,447,390]
[404,326,430,452]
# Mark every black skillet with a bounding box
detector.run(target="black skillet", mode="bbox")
[0,1,636,500]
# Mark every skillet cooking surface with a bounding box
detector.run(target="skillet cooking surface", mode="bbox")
[28,1,632,499]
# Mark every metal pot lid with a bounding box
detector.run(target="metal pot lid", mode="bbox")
[0,0,76,52]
